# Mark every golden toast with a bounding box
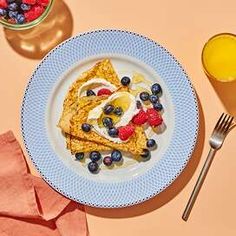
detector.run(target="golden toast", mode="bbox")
[58,59,147,155]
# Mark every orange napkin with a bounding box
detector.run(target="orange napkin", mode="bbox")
[0,131,88,236]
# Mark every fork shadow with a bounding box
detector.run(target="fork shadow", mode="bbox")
[85,96,205,218]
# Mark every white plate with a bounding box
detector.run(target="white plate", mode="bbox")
[46,54,174,182]
[21,30,199,207]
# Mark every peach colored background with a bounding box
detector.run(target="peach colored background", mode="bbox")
[1,0,236,235]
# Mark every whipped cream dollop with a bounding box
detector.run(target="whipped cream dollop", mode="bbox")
[88,92,139,143]
[77,78,117,97]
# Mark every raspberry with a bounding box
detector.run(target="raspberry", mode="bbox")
[97,88,112,96]
[118,124,135,141]
[23,0,37,5]
[37,0,49,6]
[146,108,163,126]
[132,109,148,125]
[24,5,44,22]
[0,0,7,8]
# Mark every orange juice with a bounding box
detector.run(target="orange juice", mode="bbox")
[202,33,236,82]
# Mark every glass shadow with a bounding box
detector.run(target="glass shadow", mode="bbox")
[4,0,73,60]
[208,76,236,117]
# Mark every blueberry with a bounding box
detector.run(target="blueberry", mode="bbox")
[103,156,113,166]
[88,161,99,173]
[121,76,131,86]
[8,3,18,11]
[20,3,31,11]
[108,127,118,137]
[146,139,156,148]
[89,151,101,162]
[16,14,25,24]
[149,94,159,104]
[113,107,123,116]
[111,150,122,162]
[7,0,15,3]
[102,117,113,128]
[139,91,150,101]
[136,100,142,109]
[81,123,91,132]
[103,104,114,115]
[141,149,150,158]
[8,10,17,19]
[75,152,84,160]
[0,9,7,17]
[151,83,162,95]
[153,103,163,111]
[86,90,96,96]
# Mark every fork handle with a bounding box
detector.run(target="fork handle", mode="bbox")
[182,148,217,221]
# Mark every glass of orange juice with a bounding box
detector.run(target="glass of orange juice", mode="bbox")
[202,33,236,116]
[202,33,236,82]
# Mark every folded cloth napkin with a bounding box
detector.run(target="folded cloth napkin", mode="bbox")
[0,131,88,236]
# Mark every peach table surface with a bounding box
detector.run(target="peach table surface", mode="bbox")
[0,0,236,235]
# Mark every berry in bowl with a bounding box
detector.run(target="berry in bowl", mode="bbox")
[0,0,54,30]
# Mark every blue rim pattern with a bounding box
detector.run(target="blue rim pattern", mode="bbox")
[21,30,199,208]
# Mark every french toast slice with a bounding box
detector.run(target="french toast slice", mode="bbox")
[58,59,122,153]
[66,134,111,154]
[58,59,122,132]
[58,59,147,155]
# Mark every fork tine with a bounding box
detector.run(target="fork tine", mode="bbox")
[214,113,224,130]
[216,113,227,131]
[221,114,231,132]
[223,116,234,134]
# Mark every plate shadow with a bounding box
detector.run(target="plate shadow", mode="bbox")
[85,96,205,218]
[3,0,73,60]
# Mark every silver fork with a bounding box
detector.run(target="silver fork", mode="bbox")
[182,113,234,221]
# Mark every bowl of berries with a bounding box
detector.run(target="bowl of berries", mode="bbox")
[0,0,54,30]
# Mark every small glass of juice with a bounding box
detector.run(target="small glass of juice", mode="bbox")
[202,33,236,82]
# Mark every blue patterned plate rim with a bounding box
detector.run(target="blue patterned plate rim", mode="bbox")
[21,29,199,208]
